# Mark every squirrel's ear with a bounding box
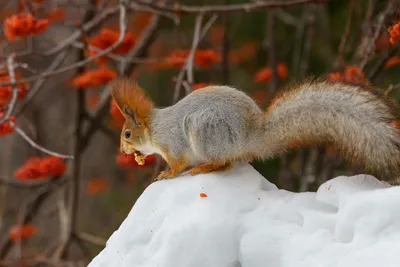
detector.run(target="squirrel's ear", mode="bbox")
[110,77,152,127]
[122,106,142,127]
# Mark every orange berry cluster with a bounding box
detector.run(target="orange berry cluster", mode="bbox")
[9,224,38,242]
[14,156,67,181]
[159,49,221,70]
[71,65,117,88]
[328,65,366,84]
[88,29,137,63]
[254,63,289,83]
[388,23,400,45]
[0,70,29,108]
[0,112,16,136]
[4,13,49,41]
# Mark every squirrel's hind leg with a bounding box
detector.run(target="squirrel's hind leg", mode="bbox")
[189,162,232,176]
[154,157,189,181]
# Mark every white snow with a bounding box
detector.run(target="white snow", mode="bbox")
[88,163,400,267]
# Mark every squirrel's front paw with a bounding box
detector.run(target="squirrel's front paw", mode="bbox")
[154,171,173,181]
[154,171,178,181]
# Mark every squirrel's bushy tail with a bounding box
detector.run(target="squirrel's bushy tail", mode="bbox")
[263,79,400,183]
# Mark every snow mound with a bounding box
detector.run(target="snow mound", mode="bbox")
[88,163,400,267]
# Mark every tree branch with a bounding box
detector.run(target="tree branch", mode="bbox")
[134,0,331,15]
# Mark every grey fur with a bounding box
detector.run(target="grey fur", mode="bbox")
[148,81,400,182]
[151,86,265,165]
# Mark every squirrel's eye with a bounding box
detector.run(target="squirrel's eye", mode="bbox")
[124,130,131,139]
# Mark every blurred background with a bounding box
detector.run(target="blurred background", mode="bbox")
[0,0,399,265]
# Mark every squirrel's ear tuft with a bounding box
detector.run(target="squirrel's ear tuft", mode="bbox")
[110,77,153,127]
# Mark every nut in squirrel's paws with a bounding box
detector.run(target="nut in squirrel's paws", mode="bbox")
[134,151,145,165]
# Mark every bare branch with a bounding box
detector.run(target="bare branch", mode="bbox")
[0,55,17,124]
[134,0,332,15]
[0,178,66,259]
[267,10,278,94]
[335,0,355,66]
[186,14,204,84]
[78,232,106,247]
[368,44,400,82]
[129,2,179,23]
[358,0,397,69]
[10,121,74,159]
[0,177,50,189]
[173,14,218,103]
[14,50,70,117]
[43,6,120,56]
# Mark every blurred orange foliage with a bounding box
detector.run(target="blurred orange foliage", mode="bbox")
[385,56,400,69]
[87,94,100,109]
[388,23,400,45]
[0,70,29,107]
[0,113,16,136]
[192,83,214,90]
[71,65,117,88]
[46,8,65,23]
[4,13,49,41]
[229,42,259,64]
[254,63,288,83]
[9,224,38,242]
[156,49,221,70]
[86,178,110,195]
[328,65,366,84]
[251,90,270,106]
[14,156,67,181]
[88,29,136,63]
[254,67,272,83]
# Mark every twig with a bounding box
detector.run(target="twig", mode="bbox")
[335,0,355,66]
[299,5,317,78]
[78,232,106,247]
[173,14,217,102]
[129,2,179,23]
[199,14,219,41]
[267,10,278,94]
[291,6,308,78]
[0,55,17,124]
[0,177,51,189]
[134,0,331,15]
[275,8,299,26]
[0,178,65,259]
[222,0,230,84]
[10,121,74,159]
[186,14,204,85]
[368,45,400,82]
[358,0,397,70]
[14,50,70,117]
[43,6,120,56]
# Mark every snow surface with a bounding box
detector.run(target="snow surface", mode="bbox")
[88,163,400,267]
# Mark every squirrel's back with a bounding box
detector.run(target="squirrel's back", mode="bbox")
[151,86,265,162]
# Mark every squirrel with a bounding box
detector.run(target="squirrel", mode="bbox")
[111,77,400,184]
